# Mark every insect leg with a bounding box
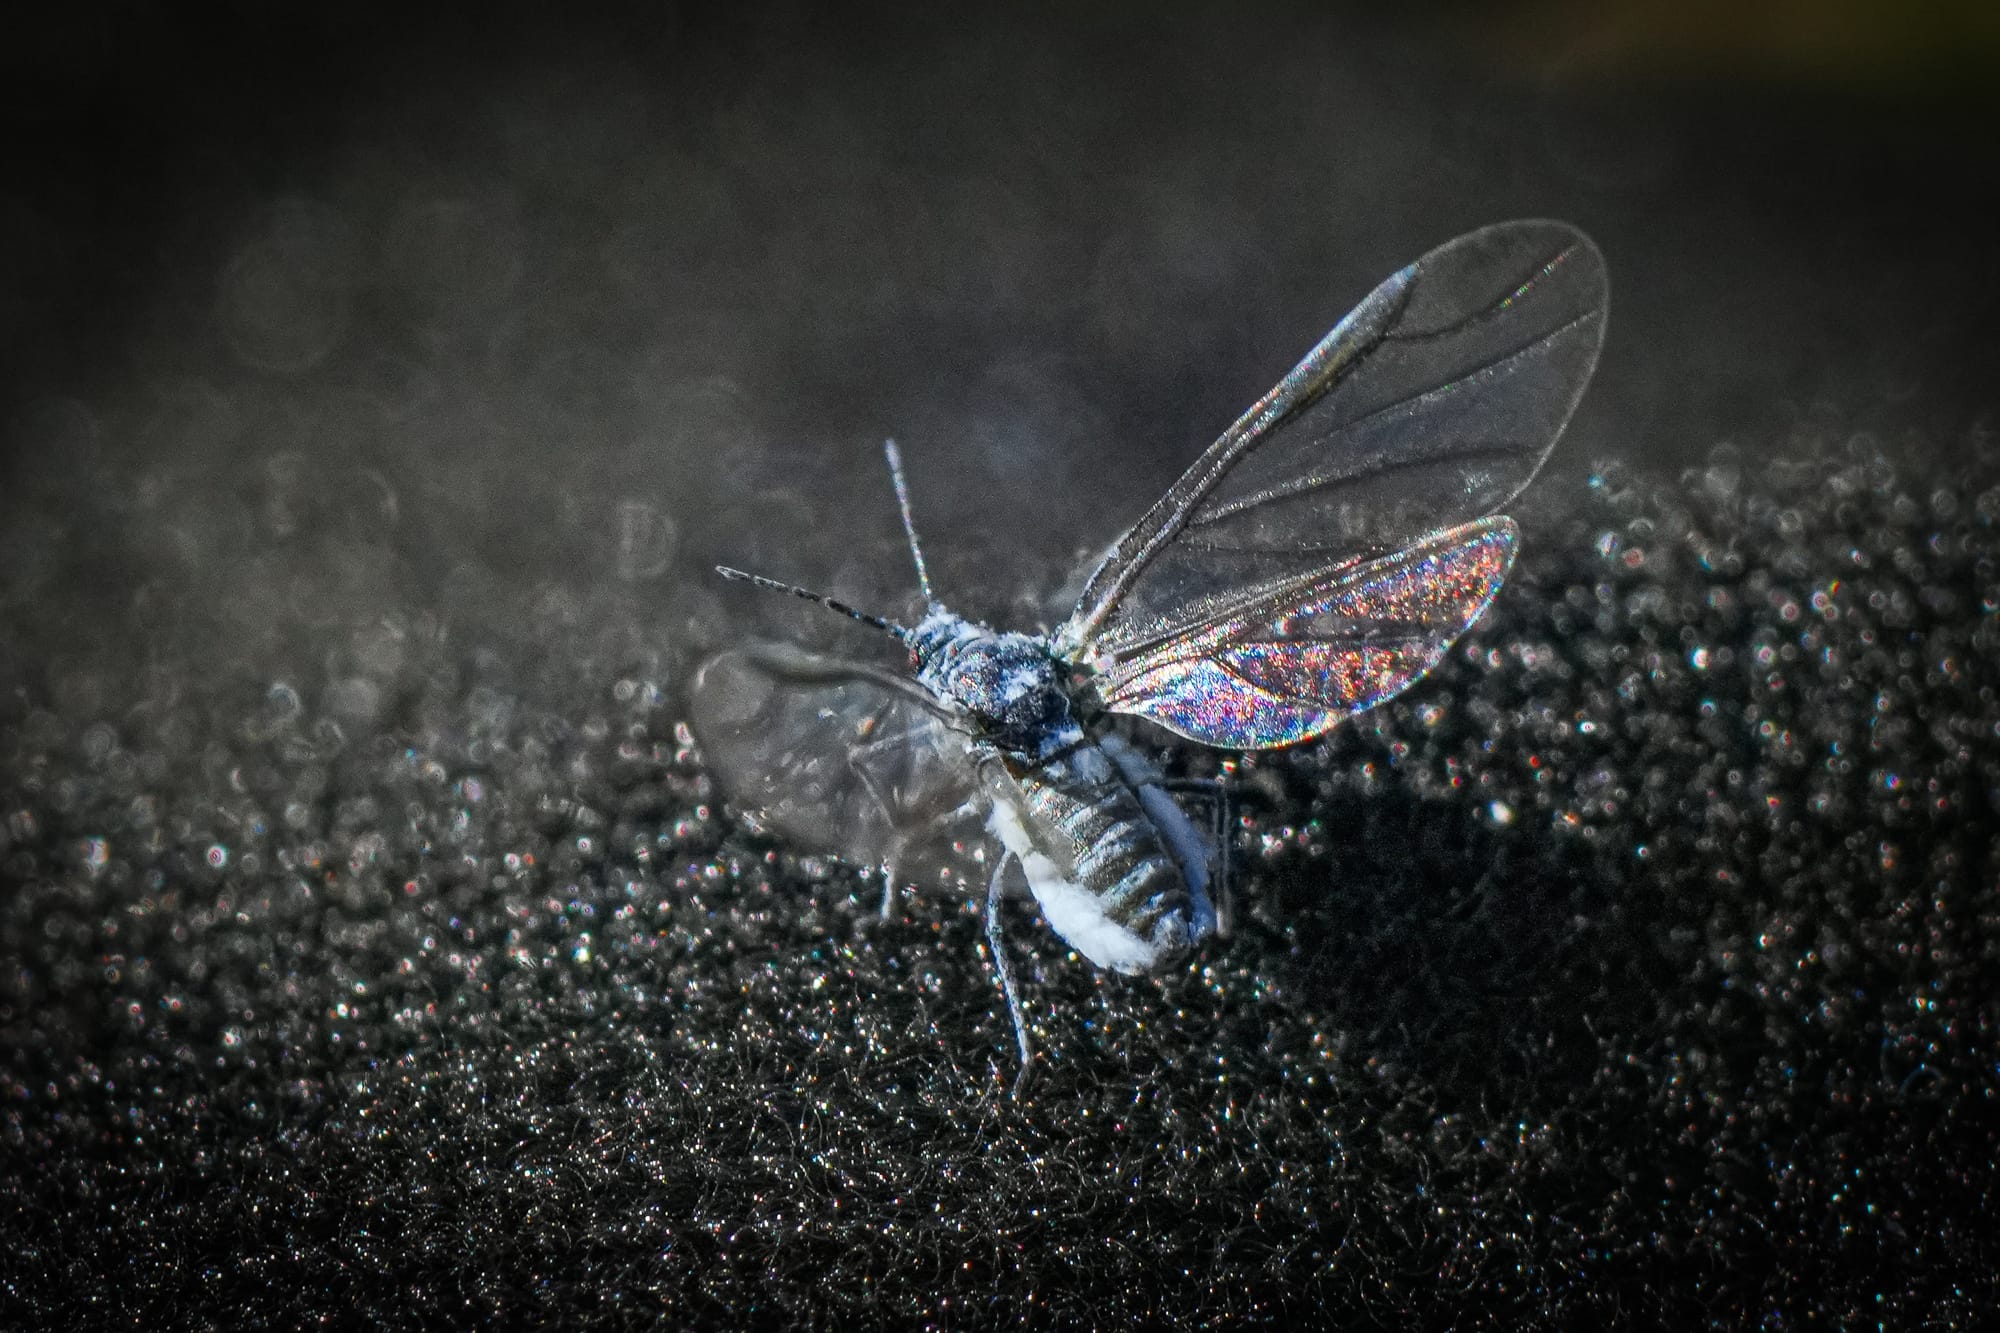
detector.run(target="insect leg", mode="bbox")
[985,851,1034,1098]
[878,855,898,921]
[1162,776,1236,937]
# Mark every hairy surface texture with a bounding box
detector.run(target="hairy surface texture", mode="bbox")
[2,3,1995,1327]
[6,446,1995,1327]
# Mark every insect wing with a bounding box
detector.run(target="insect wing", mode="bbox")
[1089,516,1515,747]
[1060,219,1606,665]
[687,643,993,894]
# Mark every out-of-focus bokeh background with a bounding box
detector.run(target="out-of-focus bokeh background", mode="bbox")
[3,3,1996,1325]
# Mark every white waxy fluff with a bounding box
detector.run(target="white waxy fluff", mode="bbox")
[987,801,1164,975]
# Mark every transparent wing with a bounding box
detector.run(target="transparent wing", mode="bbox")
[687,643,995,894]
[1060,219,1606,665]
[1088,517,1516,748]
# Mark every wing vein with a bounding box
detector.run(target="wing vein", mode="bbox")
[1377,240,1587,346]
[1184,301,1603,529]
[1184,440,1541,536]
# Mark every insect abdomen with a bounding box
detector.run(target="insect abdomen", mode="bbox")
[986,742,1205,975]
[1032,776,1183,929]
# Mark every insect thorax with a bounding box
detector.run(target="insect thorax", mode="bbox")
[910,609,1074,755]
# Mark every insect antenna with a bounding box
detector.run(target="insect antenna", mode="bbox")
[714,566,914,644]
[882,439,936,606]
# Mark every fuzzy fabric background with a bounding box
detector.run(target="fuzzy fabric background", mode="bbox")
[3,3,1996,1326]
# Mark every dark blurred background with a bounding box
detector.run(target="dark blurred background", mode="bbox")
[4,0,1996,668]
[3,2,1997,1326]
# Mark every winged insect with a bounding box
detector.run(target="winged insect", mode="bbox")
[691,219,1608,1093]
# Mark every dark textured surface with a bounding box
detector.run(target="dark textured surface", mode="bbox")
[4,5,1998,1327]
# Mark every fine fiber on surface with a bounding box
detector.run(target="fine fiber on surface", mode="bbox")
[3,4,1996,1327]
[7,437,1995,1327]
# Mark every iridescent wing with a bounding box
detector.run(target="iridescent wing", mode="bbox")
[1057,219,1607,671]
[1085,515,1516,747]
[687,643,994,895]
[1056,219,1606,748]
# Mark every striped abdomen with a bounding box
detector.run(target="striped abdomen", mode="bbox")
[983,733,1214,975]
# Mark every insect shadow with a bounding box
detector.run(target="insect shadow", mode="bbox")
[1246,754,1623,1111]
[690,219,1609,1095]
